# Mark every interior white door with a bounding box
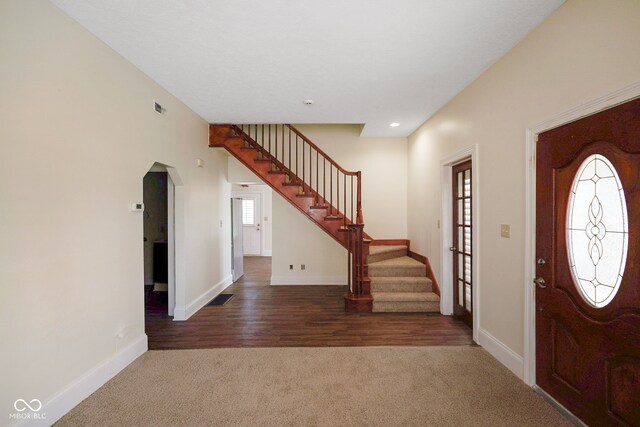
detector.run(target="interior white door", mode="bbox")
[241,195,261,256]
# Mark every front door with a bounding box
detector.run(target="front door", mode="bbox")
[536,98,640,426]
[452,160,473,328]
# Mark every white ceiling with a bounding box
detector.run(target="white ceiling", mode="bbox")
[50,0,564,137]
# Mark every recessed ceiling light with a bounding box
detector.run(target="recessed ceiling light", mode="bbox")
[389,122,400,127]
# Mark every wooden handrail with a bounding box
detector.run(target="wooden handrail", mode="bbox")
[231,123,364,226]
[286,125,359,177]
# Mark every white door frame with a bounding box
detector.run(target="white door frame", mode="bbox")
[166,166,186,320]
[231,191,263,256]
[440,144,480,343]
[142,163,187,320]
[523,81,640,386]
[166,173,176,317]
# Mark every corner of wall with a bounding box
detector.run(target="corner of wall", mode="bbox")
[477,328,524,380]
[17,335,148,427]
[174,274,233,321]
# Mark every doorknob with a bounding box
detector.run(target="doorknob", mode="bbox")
[534,277,546,288]
[449,247,457,252]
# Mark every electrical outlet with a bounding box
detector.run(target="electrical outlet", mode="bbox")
[501,224,511,238]
[301,264,305,270]
[289,265,293,270]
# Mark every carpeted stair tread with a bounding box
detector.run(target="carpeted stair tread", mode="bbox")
[370,276,432,293]
[368,256,424,267]
[372,292,440,302]
[368,256,426,277]
[368,245,408,263]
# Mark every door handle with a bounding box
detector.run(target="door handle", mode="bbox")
[449,247,457,252]
[534,277,546,288]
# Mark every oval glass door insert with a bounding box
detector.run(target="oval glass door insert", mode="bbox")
[566,154,628,308]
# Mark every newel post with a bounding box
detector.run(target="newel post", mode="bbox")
[344,223,372,312]
[356,171,364,224]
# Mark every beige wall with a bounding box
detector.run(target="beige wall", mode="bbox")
[407,0,640,358]
[272,195,348,284]
[295,124,408,239]
[0,0,231,420]
[271,124,407,283]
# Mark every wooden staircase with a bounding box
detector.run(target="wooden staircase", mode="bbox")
[210,124,439,313]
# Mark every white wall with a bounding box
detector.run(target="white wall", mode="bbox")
[407,0,640,370]
[0,0,231,423]
[228,156,261,184]
[271,196,348,284]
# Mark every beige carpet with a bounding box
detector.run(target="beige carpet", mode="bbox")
[57,346,571,426]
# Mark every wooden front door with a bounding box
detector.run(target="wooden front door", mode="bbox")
[536,98,640,426]
[452,160,473,327]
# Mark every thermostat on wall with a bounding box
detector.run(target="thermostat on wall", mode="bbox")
[131,202,144,212]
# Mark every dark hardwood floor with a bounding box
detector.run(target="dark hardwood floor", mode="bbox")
[145,257,473,350]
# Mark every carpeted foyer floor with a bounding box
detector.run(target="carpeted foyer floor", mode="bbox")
[56,346,571,426]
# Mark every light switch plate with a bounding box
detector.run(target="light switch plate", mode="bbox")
[501,224,511,238]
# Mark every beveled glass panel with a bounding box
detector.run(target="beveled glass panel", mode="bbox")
[458,199,463,224]
[465,284,471,311]
[458,253,464,281]
[464,227,471,254]
[458,280,464,305]
[464,170,471,197]
[458,172,463,196]
[566,154,628,308]
[464,255,471,283]
[464,198,471,225]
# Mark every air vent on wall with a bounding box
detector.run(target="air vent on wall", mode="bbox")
[154,101,164,114]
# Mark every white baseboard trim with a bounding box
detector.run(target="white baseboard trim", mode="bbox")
[13,334,148,427]
[173,275,233,321]
[270,275,346,285]
[477,328,524,380]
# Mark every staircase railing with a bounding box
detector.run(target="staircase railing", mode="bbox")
[229,124,368,302]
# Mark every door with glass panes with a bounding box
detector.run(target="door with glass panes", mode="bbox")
[451,160,473,328]
[536,98,640,426]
